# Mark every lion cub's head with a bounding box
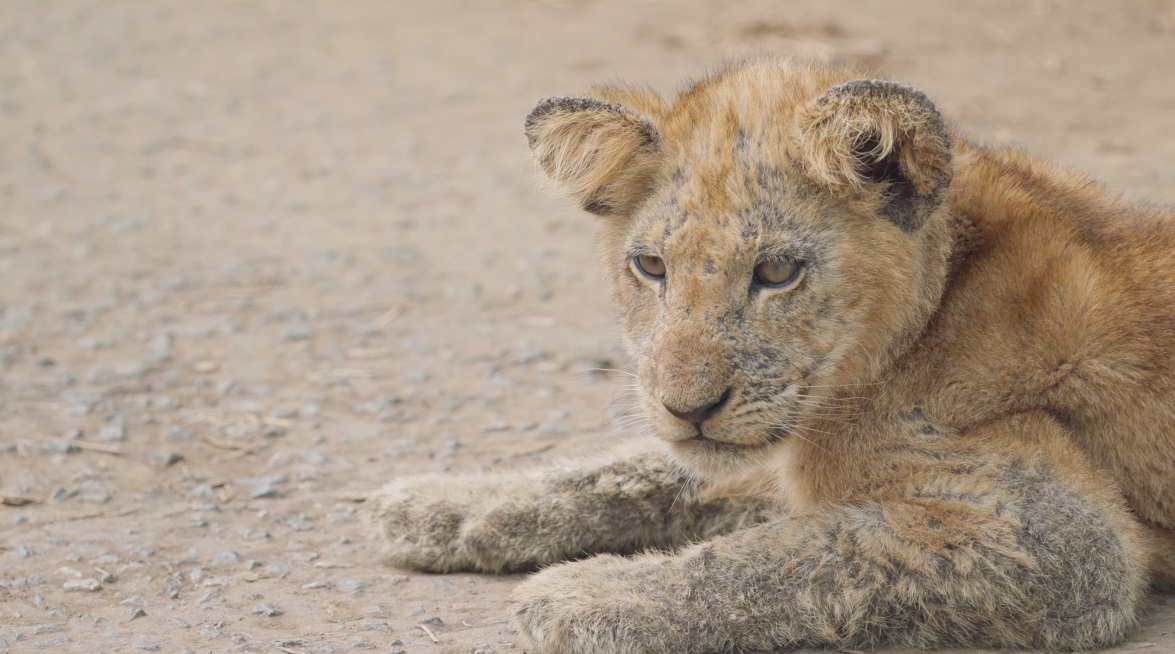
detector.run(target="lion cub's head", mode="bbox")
[526,59,955,476]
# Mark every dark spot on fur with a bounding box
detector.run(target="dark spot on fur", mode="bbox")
[583,198,612,215]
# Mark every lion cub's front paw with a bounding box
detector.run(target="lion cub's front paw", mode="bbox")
[512,555,684,654]
[368,475,482,572]
[370,472,553,573]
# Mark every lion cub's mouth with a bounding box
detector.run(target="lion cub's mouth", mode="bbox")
[682,427,788,452]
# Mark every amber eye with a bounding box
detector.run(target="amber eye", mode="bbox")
[633,254,666,279]
[753,257,802,288]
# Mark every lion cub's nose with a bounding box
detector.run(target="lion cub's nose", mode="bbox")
[662,388,732,424]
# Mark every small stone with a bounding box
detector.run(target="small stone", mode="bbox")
[472,645,496,654]
[482,422,510,432]
[76,480,112,503]
[97,422,126,442]
[63,578,102,592]
[251,602,284,616]
[187,484,216,500]
[211,550,241,565]
[418,616,443,625]
[127,607,147,620]
[120,595,146,606]
[250,485,281,499]
[282,326,315,341]
[261,424,286,437]
[271,640,305,648]
[150,450,184,466]
[166,426,196,441]
[432,579,456,590]
[133,638,162,650]
[39,440,77,453]
[33,624,62,634]
[409,606,425,616]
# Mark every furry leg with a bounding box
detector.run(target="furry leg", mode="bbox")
[513,454,1148,653]
[369,440,773,572]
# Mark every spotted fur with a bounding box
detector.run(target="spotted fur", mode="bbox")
[370,57,1175,652]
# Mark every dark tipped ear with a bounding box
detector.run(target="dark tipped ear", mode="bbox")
[796,79,952,231]
[525,96,664,216]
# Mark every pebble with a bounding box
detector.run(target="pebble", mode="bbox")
[282,326,316,341]
[261,424,286,437]
[418,616,443,625]
[432,579,456,590]
[127,607,147,620]
[166,426,197,440]
[97,422,126,442]
[33,624,62,634]
[250,484,281,499]
[76,480,113,503]
[134,639,162,651]
[251,602,285,616]
[211,550,241,565]
[472,646,496,654]
[150,450,185,466]
[187,484,217,500]
[39,440,77,454]
[63,578,102,592]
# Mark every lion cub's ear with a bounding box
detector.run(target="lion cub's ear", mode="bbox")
[525,96,664,217]
[796,79,952,232]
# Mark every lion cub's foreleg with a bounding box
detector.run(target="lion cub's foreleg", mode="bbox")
[513,415,1149,653]
[369,440,773,573]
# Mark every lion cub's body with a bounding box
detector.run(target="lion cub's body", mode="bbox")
[373,59,1175,652]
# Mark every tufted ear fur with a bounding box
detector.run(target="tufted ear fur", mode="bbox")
[796,79,952,232]
[525,96,664,216]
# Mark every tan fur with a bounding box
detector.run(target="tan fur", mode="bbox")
[370,57,1175,652]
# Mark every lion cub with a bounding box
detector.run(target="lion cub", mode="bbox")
[372,58,1175,652]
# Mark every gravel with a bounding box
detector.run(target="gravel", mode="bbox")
[250,602,285,617]
[63,579,102,592]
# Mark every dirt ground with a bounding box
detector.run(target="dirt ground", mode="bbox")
[2,1,1175,652]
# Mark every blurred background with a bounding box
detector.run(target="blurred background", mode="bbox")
[2,1,1174,652]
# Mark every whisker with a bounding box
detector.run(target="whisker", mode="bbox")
[579,368,640,380]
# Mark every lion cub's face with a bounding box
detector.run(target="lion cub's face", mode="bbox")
[527,61,954,476]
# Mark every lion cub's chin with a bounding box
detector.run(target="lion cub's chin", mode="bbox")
[660,429,787,480]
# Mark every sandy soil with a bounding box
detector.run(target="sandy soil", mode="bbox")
[2,1,1175,652]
